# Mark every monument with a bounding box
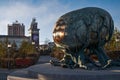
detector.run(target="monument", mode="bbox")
[52,7,120,69]
[7,7,120,80]
[29,18,40,48]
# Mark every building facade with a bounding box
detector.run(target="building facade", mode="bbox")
[0,35,29,48]
[0,19,40,48]
[8,20,25,36]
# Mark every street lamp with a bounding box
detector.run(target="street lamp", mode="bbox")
[32,42,39,52]
[116,39,120,51]
[7,43,12,70]
[32,41,36,52]
[32,42,35,45]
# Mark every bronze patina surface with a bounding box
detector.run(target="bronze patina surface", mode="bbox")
[52,7,120,69]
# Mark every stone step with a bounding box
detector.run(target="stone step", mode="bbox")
[7,69,37,80]
[8,55,120,80]
[7,76,38,80]
[28,63,120,80]
[7,56,54,80]
[8,63,120,80]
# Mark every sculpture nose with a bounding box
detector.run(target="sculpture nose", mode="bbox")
[53,31,65,43]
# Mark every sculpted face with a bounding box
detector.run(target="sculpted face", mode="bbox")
[53,19,66,43]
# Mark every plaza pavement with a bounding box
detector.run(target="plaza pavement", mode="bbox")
[0,55,53,80]
[5,55,120,80]
[0,68,20,80]
[0,56,52,80]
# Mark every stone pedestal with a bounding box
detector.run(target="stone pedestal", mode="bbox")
[28,63,120,80]
[7,56,120,80]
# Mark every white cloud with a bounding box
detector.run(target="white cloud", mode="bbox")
[0,2,48,19]
[0,0,119,44]
[0,0,70,43]
[0,20,11,35]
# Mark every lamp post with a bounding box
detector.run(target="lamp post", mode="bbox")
[116,39,119,51]
[32,41,35,49]
[32,42,35,45]
[32,41,36,52]
[8,43,12,70]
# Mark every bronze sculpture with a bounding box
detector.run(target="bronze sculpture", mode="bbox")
[52,7,120,69]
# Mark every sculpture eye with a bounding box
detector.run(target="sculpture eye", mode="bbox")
[55,26,60,30]
[53,31,64,38]
[61,25,65,30]
[56,19,66,26]
[53,31,65,43]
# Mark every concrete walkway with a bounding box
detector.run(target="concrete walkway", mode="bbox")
[7,55,54,80]
[8,63,120,80]
[0,68,20,80]
[29,63,120,80]
[0,69,10,80]
[37,55,54,64]
[0,55,53,80]
[7,56,120,80]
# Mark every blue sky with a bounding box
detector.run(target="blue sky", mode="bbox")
[0,0,120,44]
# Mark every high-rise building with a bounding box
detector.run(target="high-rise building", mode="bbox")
[8,20,25,36]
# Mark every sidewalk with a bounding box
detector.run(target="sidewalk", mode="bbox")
[37,55,56,64]
[0,68,19,80]
[7,55,120,80]
[7,55,55,80]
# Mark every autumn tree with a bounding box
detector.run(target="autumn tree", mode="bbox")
[19,40,36,58]
[0,41,6,58]
[44,38,50,44]
[104,27,120,51]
